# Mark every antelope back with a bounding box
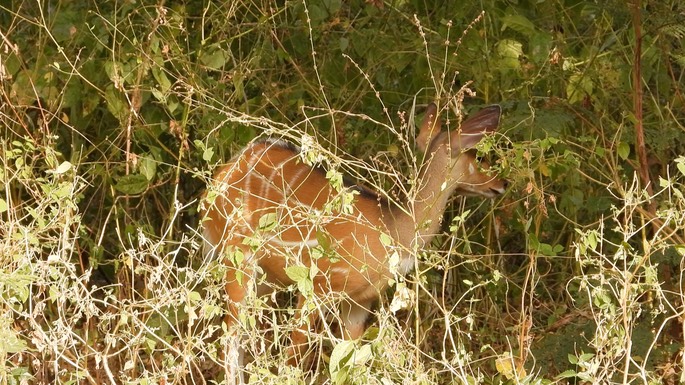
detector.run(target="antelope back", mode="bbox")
[202,140,390,294]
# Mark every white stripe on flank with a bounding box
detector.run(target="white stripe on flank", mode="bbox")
[330,266,350,276]
[269,237,319,248]
[202,230,218,260]
[290,163,308,191]
[245,144,271,222]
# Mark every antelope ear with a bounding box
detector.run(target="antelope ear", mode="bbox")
[450,105,501,150]
[416,103,441,152]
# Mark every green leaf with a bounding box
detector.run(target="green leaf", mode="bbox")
[188,291,202,303]
[529,31,553,64]
[139,156,157,181]
[104,84,127,122]
[258,213,278,232]
[495,39,523,70]
[379,232,392,247]
[323,0,342,14]
[316,230,331,251]
[528,233,562,256]
[329,340,354,384]
[150,88,165,102]
[0,328,28,354]
[326,169,344,190]
[54,161,72,175]
[557,370,578,378]
[594,146,605,157]
[339,37,349,52]
[285,265,308,282]
[674,245,685,257]
[352,343,372,365]
[586,231,598,251]
[114,174,149,195]
[567,73,594,105]
[659,176,670,188]
[285,265,313,295]
[501,14,536,37]
[151,66,172,95]
[202,146,215,162]
[52,182,73,199]
[307,4,328,25]
[0,198,7,213]
[200,48,227,70]
[617,142,630,160]
[228,247,245,267]
[579,352,595,361]
[11,70,38,105]
[675,157,685,176]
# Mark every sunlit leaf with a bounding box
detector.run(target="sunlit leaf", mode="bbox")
[675,157,685,176]
[330,340,355,384]
[54,161,72,175]
[495,354,527,380]
[258,212,278,232]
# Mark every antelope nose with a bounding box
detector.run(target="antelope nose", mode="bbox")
[490,180,508,195]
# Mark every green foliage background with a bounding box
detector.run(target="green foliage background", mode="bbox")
[1,0,684,384]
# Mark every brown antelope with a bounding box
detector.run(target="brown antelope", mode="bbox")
[201,103,505,382]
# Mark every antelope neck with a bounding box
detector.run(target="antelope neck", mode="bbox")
[382,144,457,253]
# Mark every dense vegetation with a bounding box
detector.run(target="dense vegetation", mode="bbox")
[1,0,684,384]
